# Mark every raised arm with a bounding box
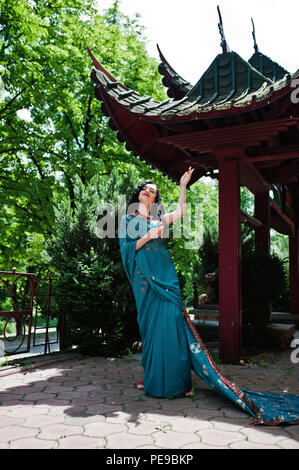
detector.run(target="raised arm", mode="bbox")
[162,167,194,226]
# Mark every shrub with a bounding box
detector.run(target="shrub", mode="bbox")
[242,240,289,329]
[44,169,141,357]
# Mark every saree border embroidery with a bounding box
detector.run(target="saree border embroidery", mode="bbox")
[181,301,265,423]
[182,301,299,426]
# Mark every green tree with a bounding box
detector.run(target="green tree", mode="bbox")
[0,0,166,269]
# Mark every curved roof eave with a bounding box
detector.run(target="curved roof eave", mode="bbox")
[89,48,294,126]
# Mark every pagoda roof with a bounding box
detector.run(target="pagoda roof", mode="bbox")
[89,47,294,123]
[248,51,289,82]
[157,44,192,100]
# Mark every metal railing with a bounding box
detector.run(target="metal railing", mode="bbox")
[0,268,61,357]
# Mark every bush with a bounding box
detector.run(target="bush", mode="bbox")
[242,240,289,329]
[44,169,141,357]
[196,226,219,304]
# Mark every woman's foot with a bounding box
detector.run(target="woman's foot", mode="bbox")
[136,379,144,390]
[184,387,195,397]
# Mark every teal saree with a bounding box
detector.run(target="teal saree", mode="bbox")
[119,214,299,426]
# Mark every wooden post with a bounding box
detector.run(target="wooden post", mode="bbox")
[218,159,242,363]
[289,226,299,314]
[254,191,271,255]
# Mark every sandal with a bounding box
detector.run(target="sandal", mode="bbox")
[136,379,144,390]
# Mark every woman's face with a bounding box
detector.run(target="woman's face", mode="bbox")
[138,183,157,206]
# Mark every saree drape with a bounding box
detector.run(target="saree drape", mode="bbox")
[119,214,299,426]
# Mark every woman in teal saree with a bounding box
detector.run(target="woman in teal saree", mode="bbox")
[119,167,299,426]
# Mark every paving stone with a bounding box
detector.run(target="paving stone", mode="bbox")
[240,427,292,445]
[5,406,50,418]
[143,411,185,423]
[126,421,161,435]
[170,418,213,433]
[195,396,232,409]
[219,406,252,420]
[198,428,246,447]
[155,398,198,412]
[23,414,65,428]
[9,438,57,449]
[210,417,251,431]
[47,405,71,416]
[65,407,93,418]
[75,385,103,393]
[152,430,201,449]
[88,390,113,398]
[58,434,105,449]
[70,397,106,407]
[184,408,223,420]
[85,403,124,415]
[48,376,74,383]
[277,439,299,449]
[35,398,71,407]
[2,417,27,433]
[64,413,105,425]
[0,442,10,449]
[55,391,87,400]
[44,385,76,394]
[123,401,161,414]
[105,432,154,449]
[83,421,126,437]
[182,442,228,449]
[230,440,280,449]
[0,393,24,402]
[0,425,38,442]
[0,398,25,406]
[284,424,299,440]
[38,423,83,440]
[105,411,143,424]
[22,392,56,401]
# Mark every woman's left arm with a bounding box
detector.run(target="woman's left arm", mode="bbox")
[162,167,194,226]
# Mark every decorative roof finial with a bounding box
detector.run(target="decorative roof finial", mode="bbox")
[217,5,230,53]
[251,18,259,53]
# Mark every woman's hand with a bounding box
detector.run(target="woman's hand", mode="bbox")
[180,166,194,188]
[147,222,165,239]
[136,222,164,251]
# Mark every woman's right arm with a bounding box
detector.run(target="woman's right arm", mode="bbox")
[136,225,164,251]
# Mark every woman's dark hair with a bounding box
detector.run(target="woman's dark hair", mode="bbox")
[127,180,165,221]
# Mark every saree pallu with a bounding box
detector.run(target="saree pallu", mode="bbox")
[119,214,299,426]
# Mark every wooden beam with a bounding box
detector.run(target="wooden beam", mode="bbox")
[261,163,299,184]
[271,200,295,237]
[240,210,263,228]
[158,118,299,153]
[243,145,299,164]
[239,161,271,194]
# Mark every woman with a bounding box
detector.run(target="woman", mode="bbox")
[119,168,299,425]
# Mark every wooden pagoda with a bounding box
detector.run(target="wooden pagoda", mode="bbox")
[88,13,299,363]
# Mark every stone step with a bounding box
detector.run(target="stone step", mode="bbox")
[191,319,297,348]
[270,311,299,326]
[191,309,299,326]
[189,309,219,321]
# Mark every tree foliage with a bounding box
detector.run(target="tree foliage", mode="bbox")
[0,0,166,268]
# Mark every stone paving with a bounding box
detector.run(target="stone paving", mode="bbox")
[0,347,298,449]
